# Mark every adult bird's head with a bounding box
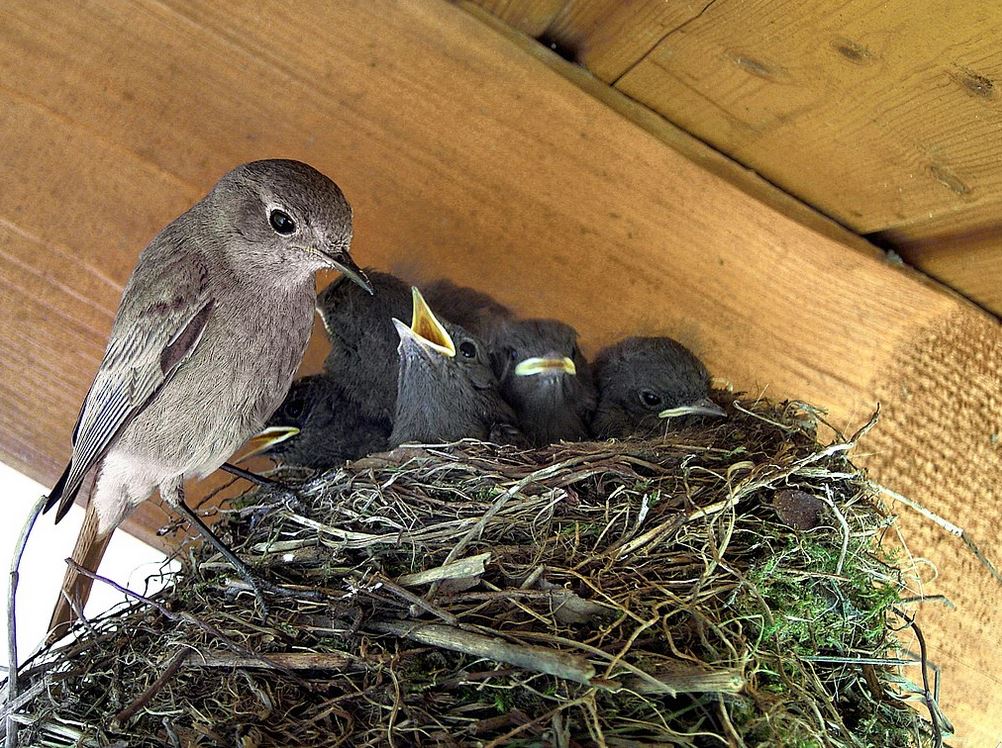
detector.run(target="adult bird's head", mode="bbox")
[210,159,371,292]
[591,336,725,439]
[492,319,597,445]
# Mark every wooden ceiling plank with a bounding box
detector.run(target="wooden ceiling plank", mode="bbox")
[544,0,701,82]
[877,224,1002,315]
[613,0,1002,235]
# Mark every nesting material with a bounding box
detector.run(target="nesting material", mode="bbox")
[7,400,941,746]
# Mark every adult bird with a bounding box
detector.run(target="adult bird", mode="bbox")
[590,336,725,438]
[490,318,596,446]
[390,287,520,446]
[45,159,371,638]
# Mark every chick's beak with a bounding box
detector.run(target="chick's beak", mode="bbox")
[392,287,456,357]
[240,426,301,460]
[514,356,577,377]
[659,398,727,420]
[320,245,373,295]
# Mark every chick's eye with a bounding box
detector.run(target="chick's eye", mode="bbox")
[269,209,296,235]
[285,399,305,421]
[508,348,519,361]
[459,341,477,358]
[639,390,662,408]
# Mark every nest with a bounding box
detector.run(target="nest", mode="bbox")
[5,399,943,746]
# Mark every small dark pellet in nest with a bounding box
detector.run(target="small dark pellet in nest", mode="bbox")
[4,399,945,747]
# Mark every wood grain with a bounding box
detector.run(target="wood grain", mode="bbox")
[613,0,1002,236]
[544,0,699,82]
[0,0,999,741]
[876,222,1002,315]
[464,0,565,36]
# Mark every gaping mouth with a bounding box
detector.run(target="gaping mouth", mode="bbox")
[658,398,727,420]
[240,425,301,460]
[514,356,577,377]
[392,286,456,357]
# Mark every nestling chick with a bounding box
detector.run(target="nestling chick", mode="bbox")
[491,318,596,446]
[591,336,725,438]
[390,287,520,446]
[422,278,514,341]
[247,374,390,469]
[318,270,411,422]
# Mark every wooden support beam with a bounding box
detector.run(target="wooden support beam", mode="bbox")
[0,1,998,741]
[876,222,1002,316]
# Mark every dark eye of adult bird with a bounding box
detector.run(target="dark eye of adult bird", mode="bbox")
[269,208,296,235]
[459,340,477,359]
[640,390,663,408]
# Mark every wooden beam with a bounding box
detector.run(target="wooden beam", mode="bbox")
[467,0,1002,323]
[875,222,1002,316]
[544,0,696,82]
[465,0,564,36]
[0,0,998,741]
[611,0,1002,236]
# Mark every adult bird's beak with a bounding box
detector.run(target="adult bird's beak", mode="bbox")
[392,287,456,357]
[514,356,577,377]
[320,246,373,295]
[240,425,301,460]
[659,398,727,420]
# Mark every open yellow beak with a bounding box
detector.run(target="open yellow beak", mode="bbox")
[239,425,301,461]
[514,356,577,377]
[393,286,456,357]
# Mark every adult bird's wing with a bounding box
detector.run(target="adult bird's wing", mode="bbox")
[45,242,215,522]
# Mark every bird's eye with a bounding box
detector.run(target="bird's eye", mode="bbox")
[459,341,477,358]
[269,209,296,235]
[508,348,519,361]
[285,399,305,421]
[639,390,662,408]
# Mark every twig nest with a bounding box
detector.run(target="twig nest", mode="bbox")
[6,400,941,746]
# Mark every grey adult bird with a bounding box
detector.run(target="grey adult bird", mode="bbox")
[390,287,520,446]
[245,374,390,469]
[590,336,725,438]
[318,270,412,423]
[490,318,596,446]
[44,159,371,638]
[422,278,514,341]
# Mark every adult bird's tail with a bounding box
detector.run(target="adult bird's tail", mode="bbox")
[47,495,111,643]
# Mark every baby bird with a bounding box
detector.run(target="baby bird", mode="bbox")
[591,336,725,438]
[491,318,596,446]
[318,270,412,422]
[390,287,519,446]
[247,374,390,469]
[422,278,514,341]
